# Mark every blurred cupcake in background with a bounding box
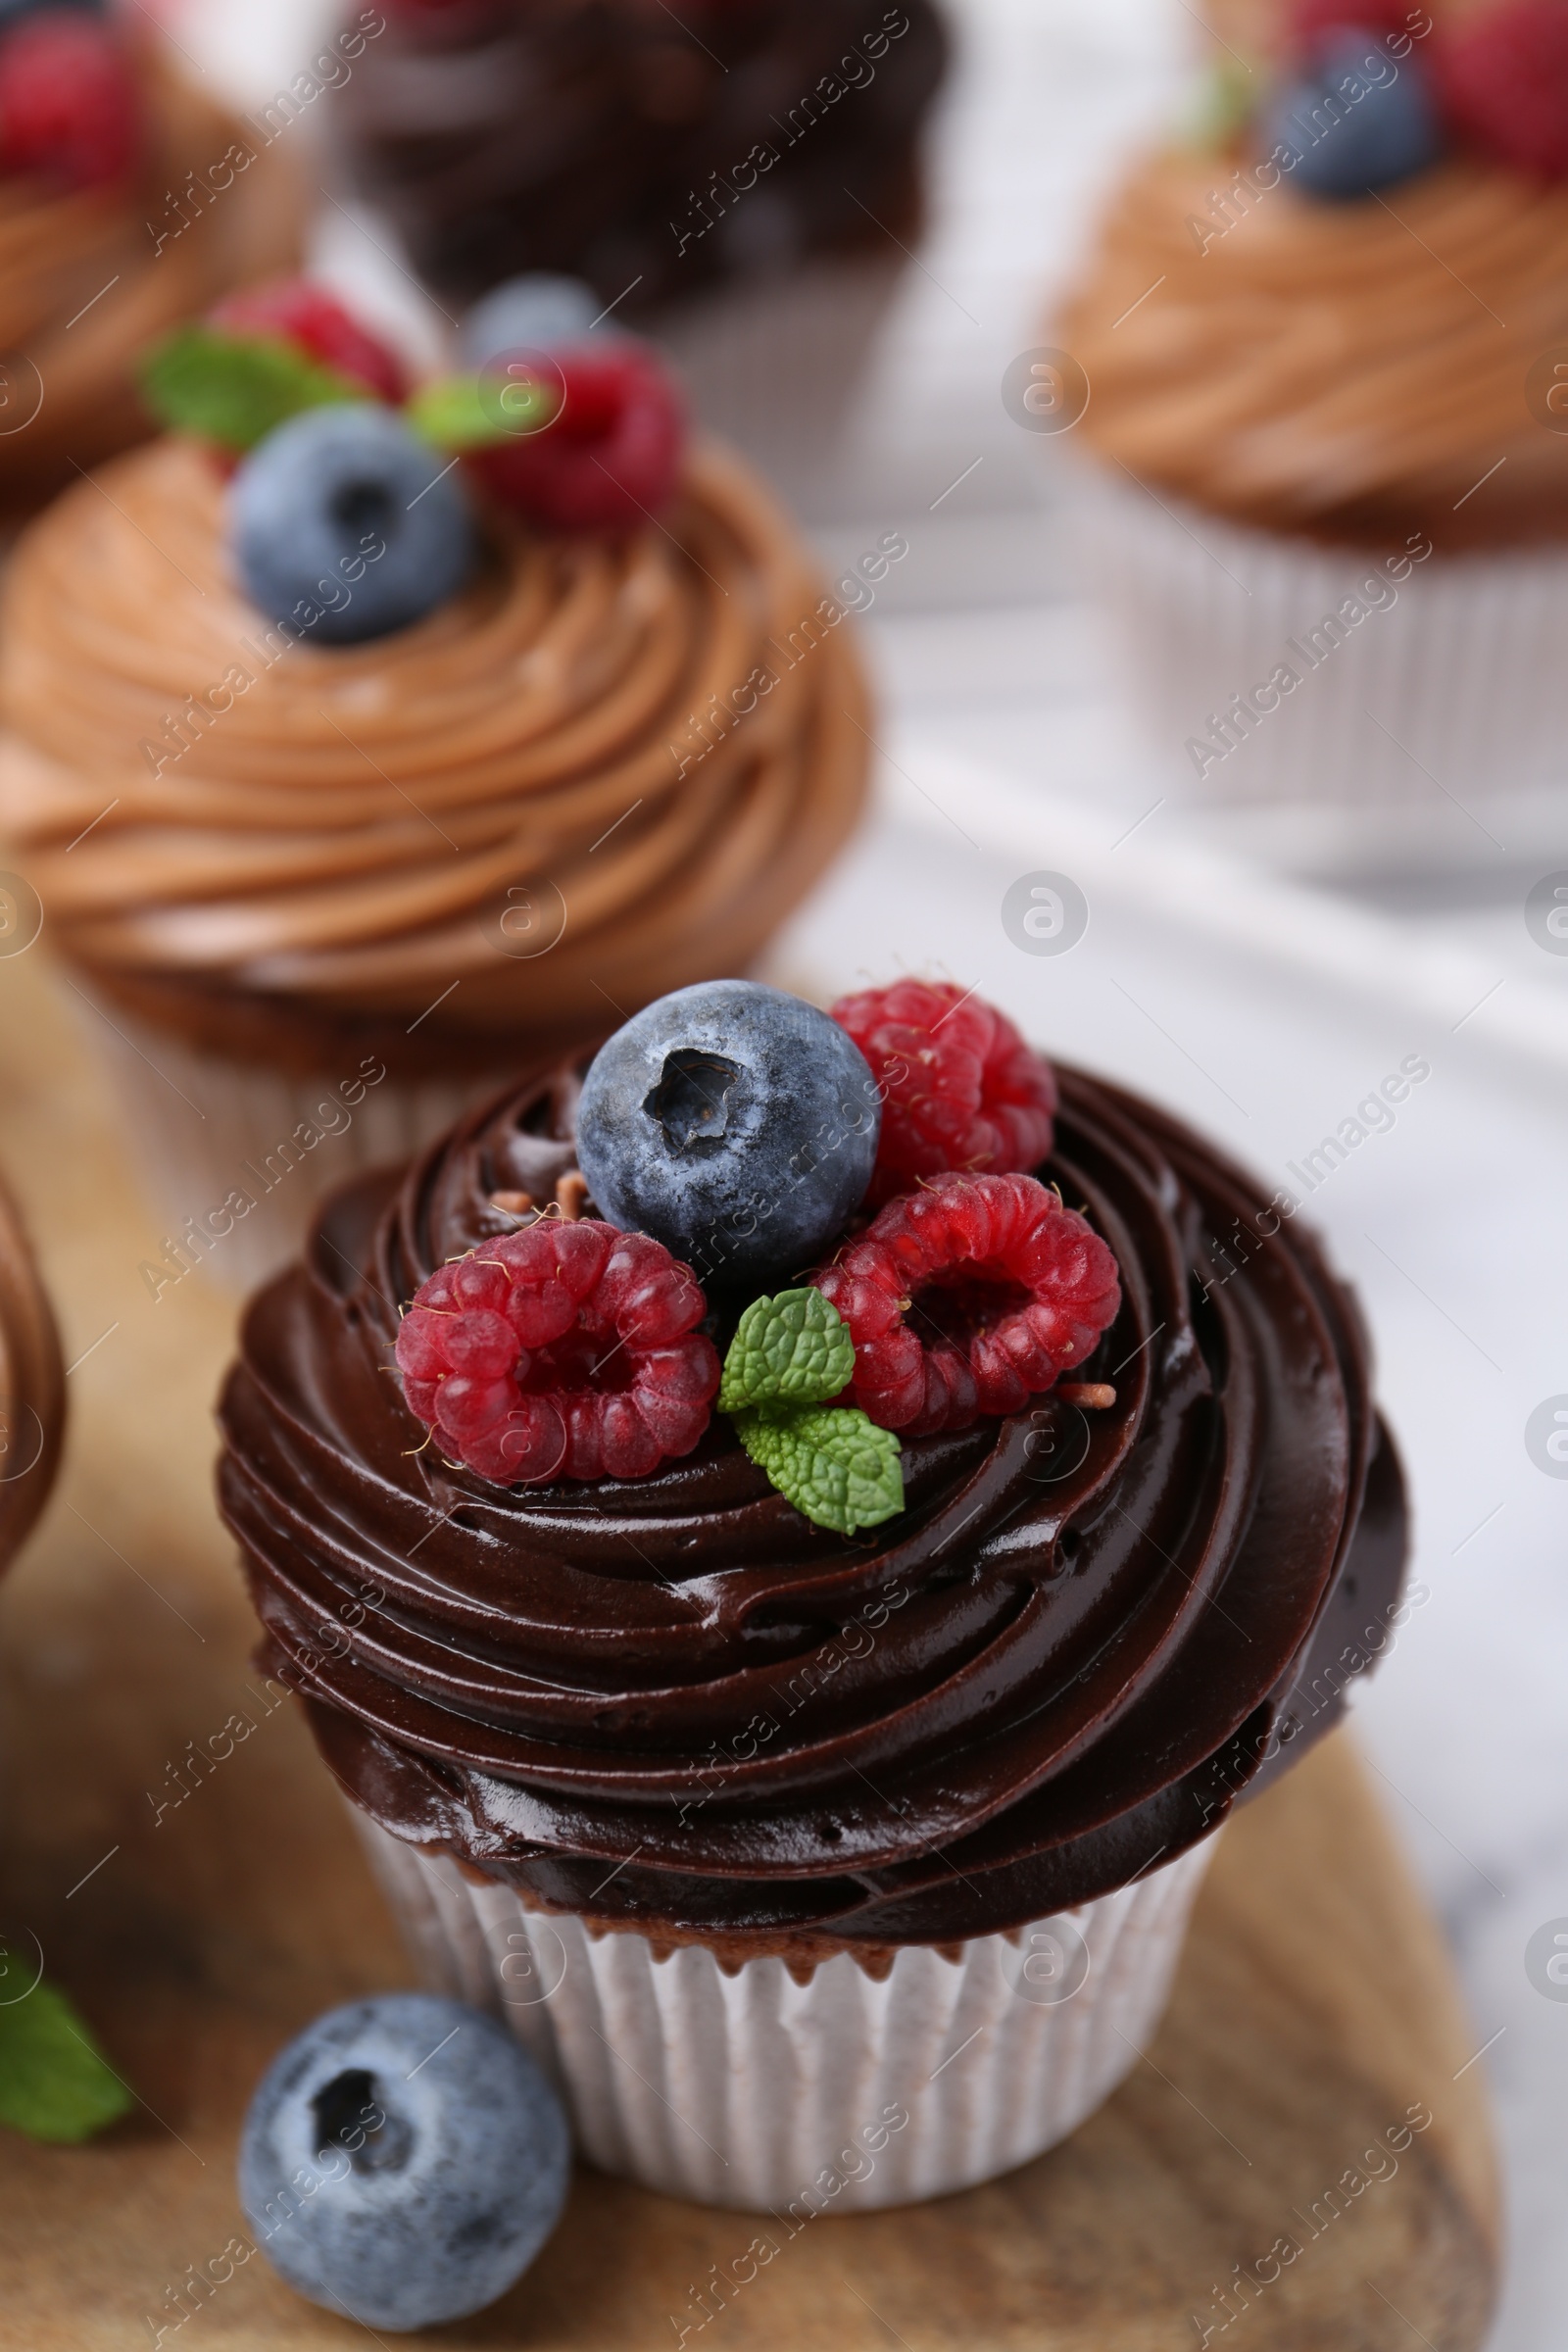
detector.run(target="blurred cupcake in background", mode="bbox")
[0,1165,62,1574]
[327,0,951,510]
[0,282,872,1288]
[1055,0,1568,827]
[0,0,301,515]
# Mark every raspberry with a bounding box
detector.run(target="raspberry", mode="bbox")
[831,981,1059,1208]
[810,1172,1120,1438]
[208,280,408,404]
[1286,1,1424,60]
[1435,1,1568,178]
[395,1219,719,1484]
[468,342,686,533]
[0,14,139,191]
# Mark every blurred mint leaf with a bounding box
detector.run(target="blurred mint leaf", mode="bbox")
[718,1290,857,1415]
[408,370,557,452]
[139,328,364,454]
[733,1403,902,1537]
[0,1979,133,2143]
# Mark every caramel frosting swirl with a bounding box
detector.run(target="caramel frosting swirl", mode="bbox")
[0,43,299,512]
[0,435,869,1072]
[0,1170,63,1573]
[1060,148,1568,544]
[219,1057,1407,1951]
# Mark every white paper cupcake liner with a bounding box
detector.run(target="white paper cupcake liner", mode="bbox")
[354,1812,1220,2213]
[71,989,506,1293]
[653,257,906,524]
[1076,471,1568,811]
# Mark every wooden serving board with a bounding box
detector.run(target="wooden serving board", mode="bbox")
[0,947,1499,2349]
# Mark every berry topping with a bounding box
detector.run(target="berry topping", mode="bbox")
[575,980,882,1295]
[460,271,608,369]
[229,404,477,644]
[467,341,685,532]
[208,279,407,404]
[1436,0,1568,179]
[0,11,137,191]
[1262,29,1443,197]
[239,1994,568,2330]
[395,1220,720,1485]
[831,980,1058,1208]
[1286,0,1424,59]
[811,1172,1121,1437]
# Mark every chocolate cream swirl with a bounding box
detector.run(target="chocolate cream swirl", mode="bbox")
[0,435,867,1072]
[220,1056,1407,1949]
[0,1169,63,1573]
[332,0,950,312]
[0,41,299,512]
[1060,149,1568,546]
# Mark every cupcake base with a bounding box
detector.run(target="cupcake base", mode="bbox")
[74,988,502,1293]
[354,1813,1220,2214]
[1077,472,1568,814]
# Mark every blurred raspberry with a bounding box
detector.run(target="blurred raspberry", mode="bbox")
[209,280,408,403]
[0,13,138,191]
[1435,0,1568,178]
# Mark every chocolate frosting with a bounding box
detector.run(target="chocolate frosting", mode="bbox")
[332,0,949,312]
[0,1169,64,1572]
[220,1056,1407,1948]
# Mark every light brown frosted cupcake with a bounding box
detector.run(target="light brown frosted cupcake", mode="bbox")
[0,290,871,1286]
[0,20,299,515]
[1055,0,1568,815]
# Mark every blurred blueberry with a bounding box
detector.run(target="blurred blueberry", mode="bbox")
[1265,32,1443,197]
[576,980,882,1293]
[229,405,476,645]
[238,1992,569,2332]
[461,274,614,369]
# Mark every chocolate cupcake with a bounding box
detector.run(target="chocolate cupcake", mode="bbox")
[0,9,299,516]
[0,289,870,1288]
[220,978,1406,2211]
[0,1168,63,1574]
[1055,0,1568,819]
[328,0,950,509]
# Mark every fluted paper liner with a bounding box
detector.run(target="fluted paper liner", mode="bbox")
[76,992,500,1294]
[355,1812,1220,2213]
[1079,473,1568,812]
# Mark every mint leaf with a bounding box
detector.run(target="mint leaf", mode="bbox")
[718,1290,857,1415]
[734,1403,903,1537]
[139,328,365,454]
[0,1980,133,2142]
[408,371,558,452]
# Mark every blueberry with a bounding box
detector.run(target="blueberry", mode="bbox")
[1265,33,1442,198]
[238,1993,569,2332]
[461,274,612,370]
[229,405,477,646]
[575,981,882,1293]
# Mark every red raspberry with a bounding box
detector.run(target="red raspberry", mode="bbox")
[468,343,686,533]
[0,15,139,191]
[1435,1,1568,178]
[208,280,408,404]
[832,981,1059,1209]
[1286,1,1425,60]
[395,1219,719,1485]
[810,1171,1121,1438]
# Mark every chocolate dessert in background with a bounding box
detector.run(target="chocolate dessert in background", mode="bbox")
[329,0,952,514]
[333,0,950,315]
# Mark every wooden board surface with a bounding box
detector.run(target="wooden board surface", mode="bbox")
[0,944,1500,2349]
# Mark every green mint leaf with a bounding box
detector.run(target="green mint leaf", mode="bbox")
[407,371,557,452]
[139,328,365,454]
[0,1979,133,2143]
[718,1290,857,1415]
[734,1403,903,1537]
